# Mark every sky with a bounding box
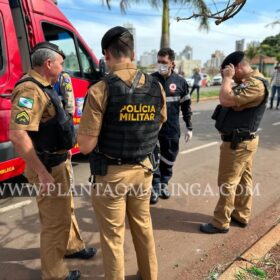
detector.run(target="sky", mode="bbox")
[57,0,280,64]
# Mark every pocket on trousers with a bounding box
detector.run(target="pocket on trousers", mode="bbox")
[245,137,259,152]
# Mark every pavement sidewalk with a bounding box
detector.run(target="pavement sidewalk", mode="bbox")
[219,221,280,279]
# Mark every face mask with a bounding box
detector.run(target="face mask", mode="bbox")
[157,63,169,75]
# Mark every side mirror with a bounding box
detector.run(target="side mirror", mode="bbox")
[98,59,106,77]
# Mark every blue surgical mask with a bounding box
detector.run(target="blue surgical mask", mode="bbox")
[157,63,169,75]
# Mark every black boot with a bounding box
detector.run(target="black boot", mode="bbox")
[150,188,159,204]
[65,270,81,280]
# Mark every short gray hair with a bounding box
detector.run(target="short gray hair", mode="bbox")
[31,48,57,67]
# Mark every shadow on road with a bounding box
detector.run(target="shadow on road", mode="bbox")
[150,207,212,234]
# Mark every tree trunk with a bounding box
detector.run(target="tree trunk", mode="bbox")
[160,0,169,49]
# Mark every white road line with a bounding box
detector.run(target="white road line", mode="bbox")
[0,200,32,214]
[180,112,200,118]
[180,141,219,154]
[272,122,280,126]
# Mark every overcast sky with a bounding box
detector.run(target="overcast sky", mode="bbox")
[57,0,280,63]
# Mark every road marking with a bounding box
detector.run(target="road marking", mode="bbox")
[180,112,200,118]
[257,128,263,132]
[272,122,280,126]
[180,141,219,154]
[0,200,32,214]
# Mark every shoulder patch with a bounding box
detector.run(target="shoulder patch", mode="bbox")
[65,83,72,91]
[15,111,30,125]
[18,97,34,109]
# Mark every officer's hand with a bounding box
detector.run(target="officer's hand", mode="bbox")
[222,63,235,79]
[185,129,193,143]
[38,172,55,196]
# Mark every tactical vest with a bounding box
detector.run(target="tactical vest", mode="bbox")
[15,77,76,152]
[97,72,162,161]
[213,76,269,134]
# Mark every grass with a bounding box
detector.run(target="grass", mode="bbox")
[191,89,219,101]
[234,266,267,280]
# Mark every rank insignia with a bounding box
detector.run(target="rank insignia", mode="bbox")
[15,111,30,125]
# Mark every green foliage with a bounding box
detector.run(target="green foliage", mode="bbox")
[260,33,280,58]
[234,266,267,280]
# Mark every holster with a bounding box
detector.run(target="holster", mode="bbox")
[89,151,108,177]
[224,129,255,150]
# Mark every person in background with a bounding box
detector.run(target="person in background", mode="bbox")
[150,47,192,205]
[269,64,280,110]
[189,68,202,103]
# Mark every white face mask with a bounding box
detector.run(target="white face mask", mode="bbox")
[157,63,169,76]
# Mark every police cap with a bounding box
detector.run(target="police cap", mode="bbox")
[101,26,133,55]
[221,51,245,69]
[31,42,66,59]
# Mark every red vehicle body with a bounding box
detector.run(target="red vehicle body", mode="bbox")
[0,0,101,182]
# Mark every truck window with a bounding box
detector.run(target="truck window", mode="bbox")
[77,40,95,79]
[0,18,6,75]
[42,22,95,78]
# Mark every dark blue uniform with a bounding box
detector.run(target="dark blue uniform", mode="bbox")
[152,71,192,190]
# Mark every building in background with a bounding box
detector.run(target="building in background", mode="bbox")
[139,49,157,68]
[204,50,225,75]
[178,45,193,60]
[175,59,201,77]
[236,39,245,51]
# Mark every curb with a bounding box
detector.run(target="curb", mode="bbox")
[218,222,280,279]
[191,96,218,102]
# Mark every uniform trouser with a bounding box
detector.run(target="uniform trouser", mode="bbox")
[152,135,179,190]
[25,159,85,280]
[211,137,259,230]
[92,158,158,280]
[270,85,280,108]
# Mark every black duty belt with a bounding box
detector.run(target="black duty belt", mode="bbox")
[37,151,68,171]
[221,134,255,142]
[106,156,147,165]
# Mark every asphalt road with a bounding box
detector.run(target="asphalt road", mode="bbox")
[0,100,279,280]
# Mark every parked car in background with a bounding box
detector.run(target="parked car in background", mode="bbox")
[212,74,223,85]
[201,73,211,87]
[186,73,211,88]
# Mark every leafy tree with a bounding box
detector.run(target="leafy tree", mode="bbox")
[105,0,209,48]
[261,33,280,59]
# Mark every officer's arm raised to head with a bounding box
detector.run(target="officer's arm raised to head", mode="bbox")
[219,77,236,107]
[219,64,237,107]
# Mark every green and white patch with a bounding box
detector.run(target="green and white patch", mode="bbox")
[18,97,34,109]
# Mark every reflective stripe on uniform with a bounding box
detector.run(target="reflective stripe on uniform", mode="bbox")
[180,94,190,103]
[160,155,175,166]
[166,96,180,102]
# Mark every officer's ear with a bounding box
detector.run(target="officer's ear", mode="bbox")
[45,58,52,70]
[131,51,135,62]
[104,50,110,62]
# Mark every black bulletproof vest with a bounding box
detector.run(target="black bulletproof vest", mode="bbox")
[214,76,269,134]
[15,77,76,152]
[98,72,162,161]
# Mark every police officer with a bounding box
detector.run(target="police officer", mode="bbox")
[200,51,269,234]
[150,47,193,204]
[78,26,167,280]
[9,42,96,280]
[54,71,75,116]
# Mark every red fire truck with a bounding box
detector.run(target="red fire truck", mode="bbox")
[0,0,102,182]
